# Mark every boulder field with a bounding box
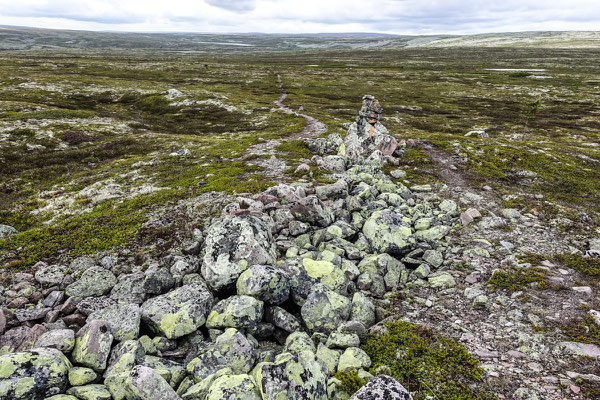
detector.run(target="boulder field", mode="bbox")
[0,95,460,399]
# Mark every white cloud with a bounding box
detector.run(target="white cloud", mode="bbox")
[0,0,598,33]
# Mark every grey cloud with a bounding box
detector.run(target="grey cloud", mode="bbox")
[205,0,256,12]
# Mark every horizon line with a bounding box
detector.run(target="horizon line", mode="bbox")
[2,24,600,37]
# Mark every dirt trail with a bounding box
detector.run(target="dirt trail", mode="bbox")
[274,74,327,139]
[241,75,328,179]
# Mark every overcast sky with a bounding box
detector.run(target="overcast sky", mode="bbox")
[0,0,599,34]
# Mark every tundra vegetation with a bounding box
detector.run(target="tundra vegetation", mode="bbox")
[1,30,600,400]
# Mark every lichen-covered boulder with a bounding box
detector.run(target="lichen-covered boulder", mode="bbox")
[253,350,328,400]
[300,284,351,334]
[34,264,68,286]
[316,343,341,375]
[351,292,376,328]
[0,348,72,400]
[289,195,335,228]
[88,303,141,341]
[181,368,231,399]
[215,329,258,374]
[279,255,348,304]
[72,320,113,372]
[103,339,145,378]
[315,179,348,200]
[123,365,179,400]
[206,295,264,330]
[284,331,316,354]
[202,215,277,292]
[141,355,186,389]
[66,384,111,400]
[205,374,261,400]
[35,329,75,353]
[0,326,30,354]
[349,374,412,400]
[338,347,371,372]
[326,331,360,349]
[68,367,97,386]
[414,225,450,243]
[236,265,290,305]
[141,265,174,296]
[140,281,213,339]
[0,224,17,239]
[110,272,147,304]
[65,267,117,298]
[187,329,257,380]
[362,209,415,255]
[265,306,301,333]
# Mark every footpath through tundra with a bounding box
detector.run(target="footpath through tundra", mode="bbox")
[1,95,599,400]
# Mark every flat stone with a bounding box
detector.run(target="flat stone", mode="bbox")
[561,341,600,358]
[66,267,117,298]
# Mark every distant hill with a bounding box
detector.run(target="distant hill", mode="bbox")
[1,26,599,52]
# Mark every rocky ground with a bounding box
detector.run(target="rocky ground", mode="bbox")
[1,94,599,400]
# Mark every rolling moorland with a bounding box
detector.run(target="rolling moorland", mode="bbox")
[0,27,600,400]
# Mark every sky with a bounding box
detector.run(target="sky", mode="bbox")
[0,0,599,34]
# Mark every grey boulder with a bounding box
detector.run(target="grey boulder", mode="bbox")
[236,265,290,305]
[349,375,412,400]
[301,284,351,334]
[65,267,117,298]
[0,348,72,399]
[202,215,277,292]
[140,281,213,339]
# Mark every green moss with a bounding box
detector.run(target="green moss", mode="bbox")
[488,267,549,292]
[0,190,180,268]
[562,314,600,346]
[362,321,494,400]
[275,140,313,160]
[0,109,96,120]
[334,370,366,397]
[555,253,600,277]
[487,270,513,290]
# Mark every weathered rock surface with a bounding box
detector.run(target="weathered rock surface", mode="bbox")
[0,348,72,399]
[206,295,264,330]
[349,375,412,400]
[254,350,328,400]
[140,281,213,339]
[66,267,117,298]
[202,215,277,292]
[72,320,114,371]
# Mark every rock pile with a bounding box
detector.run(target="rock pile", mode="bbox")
[0,95,459,399]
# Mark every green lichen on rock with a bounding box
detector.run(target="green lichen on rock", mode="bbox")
[68,367,98,386]
[236,264,290,305]
[253,350,328,400]
[0,348,72,399]
[140,281,213,339]
[206,295,264,330]
[301,284,351,334]
[362,210,414,255]
[66,384,112,400]
[65,266,117,298]
[205,374,262,400]
[72,320,114,372]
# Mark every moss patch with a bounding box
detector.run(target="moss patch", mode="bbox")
[362,321,494,400]
[488,267,549,292]
[562,314,600,347]
[334,370,367,397]
[555,253,600,277]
